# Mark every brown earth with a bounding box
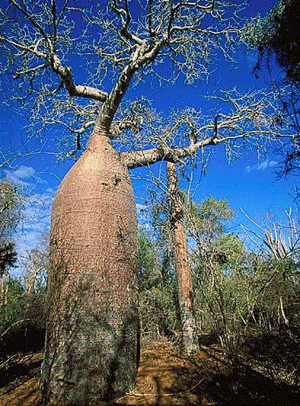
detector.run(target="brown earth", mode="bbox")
[1,339,299,406]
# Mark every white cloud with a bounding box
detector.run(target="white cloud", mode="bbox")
[12,166,36,179]
[12,188,54,276]
[3,165,43,187]
[245,159,278,173]
[136,203,147,214]
[0,166,55,275]
[17,188,54,249]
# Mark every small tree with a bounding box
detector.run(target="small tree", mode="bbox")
[0,181,22,304]
[241,209,300,330]
[185,197,246,350]
[138,228,178,342]
[0,241,17,279]
[20,233,49,295]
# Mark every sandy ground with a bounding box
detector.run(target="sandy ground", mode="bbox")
[0,340,299,405]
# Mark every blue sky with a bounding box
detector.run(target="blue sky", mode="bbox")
[0,0,298,275]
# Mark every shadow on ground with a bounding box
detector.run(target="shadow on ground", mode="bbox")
[1,331,300,405]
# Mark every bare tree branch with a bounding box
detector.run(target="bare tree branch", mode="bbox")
[0,1,293,165]
[121,89,293,169]
[0,0,246,144]
[0,319,30,339]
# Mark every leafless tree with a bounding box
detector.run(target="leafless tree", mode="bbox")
[0,1,294,404]
[18,233,49,294]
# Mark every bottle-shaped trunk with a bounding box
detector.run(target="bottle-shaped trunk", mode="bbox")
[41,130,139,405]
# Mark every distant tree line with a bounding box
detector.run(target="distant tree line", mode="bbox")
[1,178,300,384]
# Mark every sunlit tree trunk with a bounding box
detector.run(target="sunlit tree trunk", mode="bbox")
[167,162,199,355]
[26,266,42,295]
[0,271,9,306]
[41,126,139,404]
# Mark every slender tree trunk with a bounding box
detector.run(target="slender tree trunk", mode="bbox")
[167,162,199,355]
[26,266,42,295]
[0,272,9,306]
[0,276,4,306]
[41,127,139,405]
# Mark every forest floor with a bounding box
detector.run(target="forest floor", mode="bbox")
[1,332,300,406]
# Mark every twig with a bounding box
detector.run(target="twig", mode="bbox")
[279,296,289,325]
[0,319,30,338]
[0,354,19,370]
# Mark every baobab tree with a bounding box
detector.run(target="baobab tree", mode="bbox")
[0,1,291,404]
[167,161,199,354]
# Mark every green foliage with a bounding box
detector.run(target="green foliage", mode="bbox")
[191,203,300,354]
[137,227,180,342]
[137,228,160,291]
[0,181,22,242]
[212,234,245,272]
[0,181,22,276]
[192,230,249,351]
[249,255,300,327]
[244,0,300,83]
[186,196,235,242]
[195,197,234,223]
[0,277,47,355]
[0,278,25,333]
[0,241,17,277]
[138,195,300,356]
[193,250,300,352]
[139,286,179,341]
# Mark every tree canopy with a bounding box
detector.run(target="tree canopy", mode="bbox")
[0,0,293,167]
[246,0,300,84]
[0,1,242,144]
[243,0,300,177]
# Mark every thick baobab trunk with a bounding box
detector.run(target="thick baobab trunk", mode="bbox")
[41,128,139,405]
[167,162,199,355]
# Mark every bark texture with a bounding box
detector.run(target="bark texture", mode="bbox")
[167,162,199,355]
[41,131,139,405]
